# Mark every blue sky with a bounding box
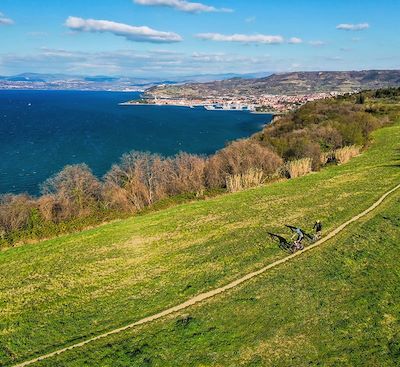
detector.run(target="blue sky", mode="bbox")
[0,0,398,77]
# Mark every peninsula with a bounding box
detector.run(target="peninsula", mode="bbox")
[121,70,400,113]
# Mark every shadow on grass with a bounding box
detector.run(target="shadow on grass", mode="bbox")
[379,164,400,168]
[268,232,294,253]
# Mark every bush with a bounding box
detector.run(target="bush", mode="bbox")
[41,164,101,220]
[37,195,59,222]
[258,95,386,164]
[0,194,36,235]
[205,140,283,188]
[168,152,206,195]
[103,152,169,212]
[312,125,343,150]
[103,151,207,212]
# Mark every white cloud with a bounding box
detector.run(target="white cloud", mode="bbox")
[245,16,256,23]
[288,37,303,44]
[196,33,284,44]
[0,48,278,76]
[65,16,182,43]
[133,0,233,13]
[4,47,387,76]
[309,40,326,47]
[0,12,14,25]
[322,56,343,61]
[336,23,369,31]
[27,31,49,38]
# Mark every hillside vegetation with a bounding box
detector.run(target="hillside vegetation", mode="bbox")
[1,89,399,247]
[1,113,399,366]
[147,70,400,98]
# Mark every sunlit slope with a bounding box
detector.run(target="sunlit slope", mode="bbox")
[1,121,399,366]
[39,166,400,367]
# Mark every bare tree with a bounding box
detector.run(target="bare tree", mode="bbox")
[41,164,101,219]
[37,195,62,222]
[205,140,283,188]
[0,194,36,234]
[103,152,171,212]
[168,152,206,195]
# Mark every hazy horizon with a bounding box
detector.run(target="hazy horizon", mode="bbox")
[0,0,399,77]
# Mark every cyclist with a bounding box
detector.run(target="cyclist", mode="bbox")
[286,225,305,250]
[313,220,322,239]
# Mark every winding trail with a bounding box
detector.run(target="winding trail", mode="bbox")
[12,183,400,367]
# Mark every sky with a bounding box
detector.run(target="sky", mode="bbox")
[0,0,399,77]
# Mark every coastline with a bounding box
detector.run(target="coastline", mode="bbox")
[1,90,271,195]
[119,100,277,114]
[118,102,196,108]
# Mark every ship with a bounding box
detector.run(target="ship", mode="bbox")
[204,103,255,111]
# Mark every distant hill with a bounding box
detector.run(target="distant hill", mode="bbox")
[2,70,399,93]
[146,70,400,97]
[0,72,270,91]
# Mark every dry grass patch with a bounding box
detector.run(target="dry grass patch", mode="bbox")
[284,158,313,178]
[226,168,265,193]
[320,151,334,165]
[334,145,361,164]
[184,213,224,228]
[239,332,312,365]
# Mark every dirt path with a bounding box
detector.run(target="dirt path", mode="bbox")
[12,182,400,367]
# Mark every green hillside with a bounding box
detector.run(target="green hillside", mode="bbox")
[36,169,400,367]
[1,121,400,366]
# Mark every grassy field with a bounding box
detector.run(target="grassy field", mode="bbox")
[1,121,400,366]
[35,172,400,367]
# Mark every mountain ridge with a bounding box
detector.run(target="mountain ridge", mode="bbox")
[146,69,400,97]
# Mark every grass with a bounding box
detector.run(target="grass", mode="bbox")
[0,121,399,366]
[36,179,400,367]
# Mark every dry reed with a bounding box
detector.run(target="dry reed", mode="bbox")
[285,158,313,178]
[334,145,361,164]
[226,168,264,193]
[320,151,334,166]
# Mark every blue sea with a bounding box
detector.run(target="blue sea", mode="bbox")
[0,90,272,195]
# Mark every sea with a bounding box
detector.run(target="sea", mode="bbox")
[0,90,272,195]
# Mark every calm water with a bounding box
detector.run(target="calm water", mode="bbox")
[0,90,271,195]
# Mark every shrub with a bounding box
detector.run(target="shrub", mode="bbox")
[103,152,206,212]
[0,194,36,234]
[37,195,59,222]
[205,140,283,188]
[103,152,169,212]
[284,158,313,178]
[312,125,343,150]
[226,168,264,193]
[41,164,101,220]
[334,145,361,164]
[356,94,365,104]
[258,95,387,168]
[168,152,206,195]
